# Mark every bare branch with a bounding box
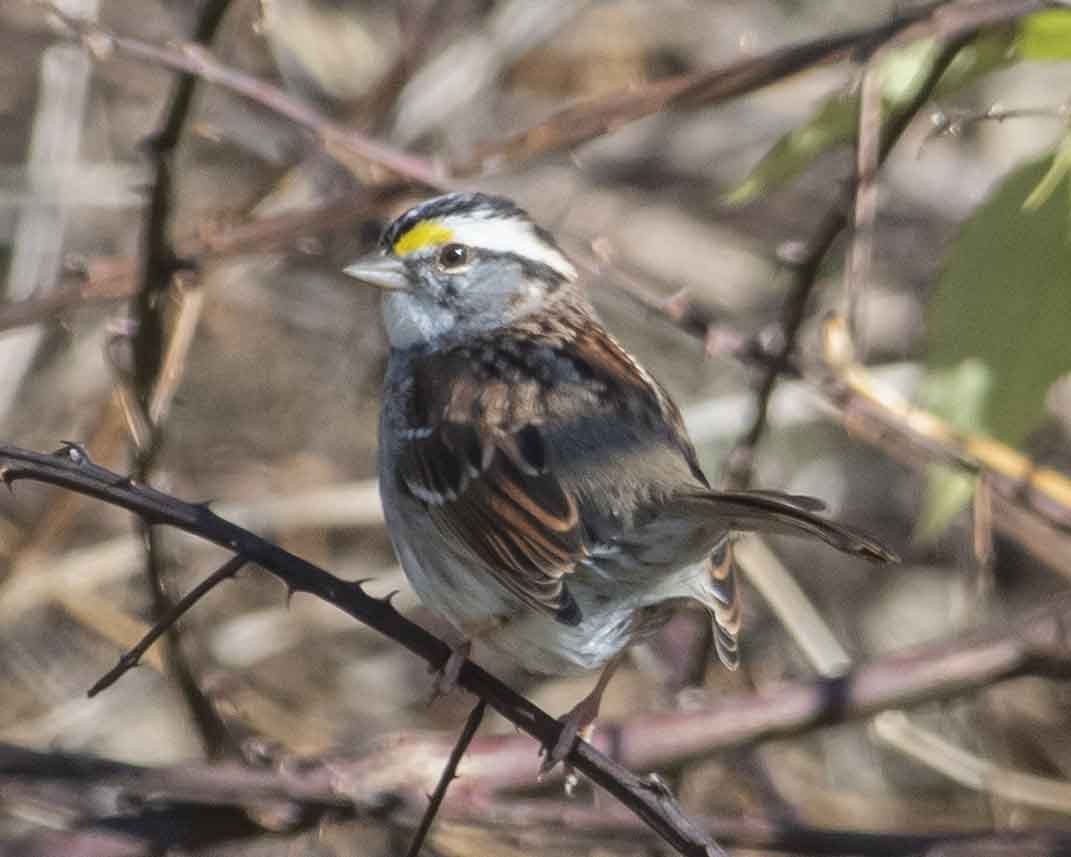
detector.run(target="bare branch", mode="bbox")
[405,699,486,857]
[39,2,445,187]
[0,442,722,857]
[88,554,247,697]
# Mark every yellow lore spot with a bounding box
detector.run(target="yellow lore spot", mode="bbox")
[393,221,454,256]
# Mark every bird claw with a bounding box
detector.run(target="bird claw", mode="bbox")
[538,699,600,794]
[429,640,470,700]
[539,712,582,778]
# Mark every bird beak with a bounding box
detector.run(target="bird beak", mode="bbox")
[342,254,410,291]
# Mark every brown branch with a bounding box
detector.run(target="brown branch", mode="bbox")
[415,597,1071,793]
[0,442,723,857]
[405,699,486,857]
[40,3,445,188]
[7,736,1071,857]
[448,4,951,175]
[1,438,1067,845]
[723,18,991,488]
[844,57,883,347]
[924,101,1071,144]
[443,797,1071,856]
[0,185,411,336]
[39,0,1047,193]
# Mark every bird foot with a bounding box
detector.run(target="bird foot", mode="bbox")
[538,695,600,792]
[430,639,471,700]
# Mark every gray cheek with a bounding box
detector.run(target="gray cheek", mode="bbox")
[381,292,455,348]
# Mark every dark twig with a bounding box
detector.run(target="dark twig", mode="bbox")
[88,554,247,697]
[405,699,486,857]
[0,442,722,857]
[121,0,236,760]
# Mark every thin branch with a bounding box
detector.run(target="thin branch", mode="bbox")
[41,3,445,187]
[724,34,972,488]
[0,184,410,336]
[874,710,1071,814]
[819,316,1071,572]
[0,442,722,857]
[88,554,247,697]
[448,4,951,175]
[844,57,883,348]
[924,101,1071,145]
[40,1,1049,191]
[405,699,486,857]
[122,0,235,761]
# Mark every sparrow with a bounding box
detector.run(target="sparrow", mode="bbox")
[343,192,895,769]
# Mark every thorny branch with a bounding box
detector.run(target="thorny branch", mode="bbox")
[0,442,725,857]
[87,553,247,698]
[3,441,1071,851]
[5,1,1071,853]
[404,699,486,857]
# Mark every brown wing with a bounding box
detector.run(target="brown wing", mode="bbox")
[397,414,586,624]
[393,312,701,628]
[395,344,594,625]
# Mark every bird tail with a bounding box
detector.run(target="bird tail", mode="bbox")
[675,489,897,564]
[706,537,740,670]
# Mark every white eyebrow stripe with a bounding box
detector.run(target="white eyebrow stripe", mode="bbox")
[446,218,577,281]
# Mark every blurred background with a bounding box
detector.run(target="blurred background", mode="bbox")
[2,1,1071,855]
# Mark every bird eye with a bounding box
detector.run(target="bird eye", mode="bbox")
[437,243,470,271]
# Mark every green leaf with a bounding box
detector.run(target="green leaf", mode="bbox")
[724,32,1014,206]
[919,150,1071,539]
[723,92,856,206]
[916,361,989,542]
[1023,129,1071,211]
[1018,9,1071,60]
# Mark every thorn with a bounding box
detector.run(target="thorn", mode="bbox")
[351,577,375,588]
[56,440,88,463]
[641,772,673,798]
[380,589,400,607]
[285,585,297,607]
[0,466,15,493]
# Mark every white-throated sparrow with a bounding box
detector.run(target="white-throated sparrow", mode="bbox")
[344,192,895,767]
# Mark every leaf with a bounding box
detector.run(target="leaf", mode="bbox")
[1018,9,1071,60]
[1023,129,1071,212]
[916,361,989,542]
[919,150,1071,539]
[723,93,856,205]
[724,32,1014,205]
